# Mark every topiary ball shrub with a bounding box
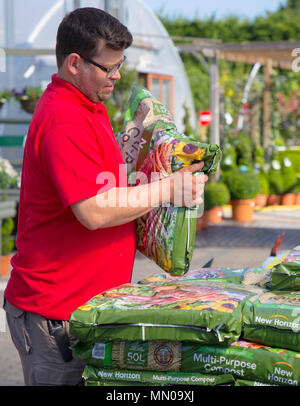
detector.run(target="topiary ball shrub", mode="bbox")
[227,167,260,200]
[204,181,230,211]
[257,172,270,195]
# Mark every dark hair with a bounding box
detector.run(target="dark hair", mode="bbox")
[56,7,133,68]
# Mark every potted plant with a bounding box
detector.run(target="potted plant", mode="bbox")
[255,172,270,208]
[203,181,230,224]
[280,157,297,206]
[0,90,13,110]
[267,159,284,206]
[226,166,260,222]
[1,217,15,276]
[13,85,44,114]
[292,182,300,205]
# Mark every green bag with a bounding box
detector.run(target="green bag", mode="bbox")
[234,379,277,386]
[69,280,262,345]
[73,339,300,386]
[138,267,268,288]
[117,86,222,275]
[242,290,300,352]
[82,365,234,386]
[268,246,300,291]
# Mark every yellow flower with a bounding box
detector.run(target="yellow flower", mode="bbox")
[173,142,205,167]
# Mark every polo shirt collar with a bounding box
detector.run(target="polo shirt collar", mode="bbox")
[48,74,105,114]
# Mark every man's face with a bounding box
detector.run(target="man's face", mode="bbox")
[75,42,124,103]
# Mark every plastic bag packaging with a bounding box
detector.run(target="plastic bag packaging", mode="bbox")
[73,339,300,386]
[242,290,300,352]
[69,280,262,345]
[268,246,300,291]
[234,379,277,386]
[82,365,235,386]
[116,86,222,275]
[138,267,269,288]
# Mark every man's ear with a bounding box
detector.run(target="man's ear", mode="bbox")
[66,53,82,76]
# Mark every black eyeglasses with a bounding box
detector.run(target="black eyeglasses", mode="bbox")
[78,54,127,78]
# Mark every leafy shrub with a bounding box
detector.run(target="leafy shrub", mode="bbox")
[234,133,254,166]
[257,173,270,195]
[226,167,260,200]
[221,142,237,171]
[268,159,285,195]
[1,217,14,255]
[204,182,230,211]
[281,158,298,194]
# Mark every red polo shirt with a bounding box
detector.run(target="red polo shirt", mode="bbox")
[4,74,136,320]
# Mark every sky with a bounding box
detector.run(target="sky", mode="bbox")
[146,0,285,20]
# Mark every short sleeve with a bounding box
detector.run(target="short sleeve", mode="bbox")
[39,122,107,208]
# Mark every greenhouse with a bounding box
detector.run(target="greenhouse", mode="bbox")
[0,0,195,167]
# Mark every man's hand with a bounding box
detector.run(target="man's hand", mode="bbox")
[164,161,208,207]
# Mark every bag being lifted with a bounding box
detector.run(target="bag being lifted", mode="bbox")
[116,86,221,276]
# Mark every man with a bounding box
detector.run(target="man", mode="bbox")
[3,8,207,386]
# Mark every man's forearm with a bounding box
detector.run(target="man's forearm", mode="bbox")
[71,178,171,230]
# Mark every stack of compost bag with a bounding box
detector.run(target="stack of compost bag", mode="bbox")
[69,247,300,386]
[70,279,261,386]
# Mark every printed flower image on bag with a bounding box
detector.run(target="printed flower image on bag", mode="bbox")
[268,246,300,291]
[242,290,300,352]
[138,266,269,288]
[69,280,262,345]
[116,86,222,276]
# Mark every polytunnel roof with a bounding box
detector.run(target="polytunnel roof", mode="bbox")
[0,0,196,144]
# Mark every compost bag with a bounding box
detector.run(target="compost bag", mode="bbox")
[117,86,222,275]
[268,246,300,291]
[138,266,268,288]
[82,365,234,386]
[242,290,300,351]
[73,338,300,386]
[69,281,262,345]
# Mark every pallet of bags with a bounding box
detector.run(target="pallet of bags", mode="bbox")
[69,280,263,346]
[138,267,269,288]
[116,86,222,276]
[72,338,300,387]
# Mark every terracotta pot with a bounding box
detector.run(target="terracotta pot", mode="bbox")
[232,199,255,222]
[0,255,11,277]
[207,206,223,224]
[267,194,281,206]
[20,99,39,114]
[196,210,209,231]
[295,193,300,205]
[255,194,268,208]
[281,193,296,206]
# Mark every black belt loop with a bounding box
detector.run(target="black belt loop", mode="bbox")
[47,319,73,362]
